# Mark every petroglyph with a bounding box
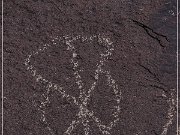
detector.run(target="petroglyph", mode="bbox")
[25,34,122,135]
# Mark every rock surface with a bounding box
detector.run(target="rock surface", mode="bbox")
[3,0,177,135]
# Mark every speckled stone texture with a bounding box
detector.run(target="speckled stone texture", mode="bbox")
[3,0,177,135]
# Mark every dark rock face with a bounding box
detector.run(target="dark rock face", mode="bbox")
[3,0,177,135]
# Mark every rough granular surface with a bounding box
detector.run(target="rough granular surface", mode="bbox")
[3,0,177,135]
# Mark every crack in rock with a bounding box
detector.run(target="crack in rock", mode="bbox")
[131,19,169,47]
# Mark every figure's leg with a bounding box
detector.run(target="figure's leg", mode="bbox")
[87,35,122,134]
[89,113,111,135]
[64,119,80,135]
